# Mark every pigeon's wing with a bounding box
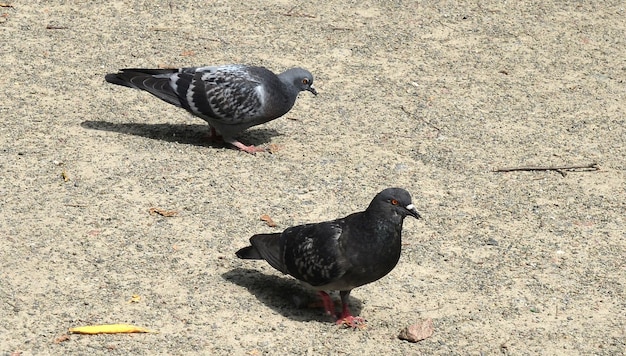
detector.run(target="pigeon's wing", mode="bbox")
[282,221,349,287]
[105,69,183,107]
[171,65,265,124]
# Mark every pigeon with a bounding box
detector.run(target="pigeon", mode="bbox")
[236,188,421,327]
[105,65,317,153]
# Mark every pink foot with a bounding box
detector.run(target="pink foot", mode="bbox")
[228,139,265,154]
[231,142,265,154]
[337,315,367,329]
[207,128,264,153]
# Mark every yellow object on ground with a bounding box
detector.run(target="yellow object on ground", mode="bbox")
[69,324,153,334]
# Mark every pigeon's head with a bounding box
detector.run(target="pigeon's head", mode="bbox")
[281,68,317,96]
[369,188,421,220]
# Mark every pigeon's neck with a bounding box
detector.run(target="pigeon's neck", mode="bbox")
[365,206,404,223]
[279,81,299,102]
[261,75,296,115]
[363,209,405,238]
[353,210,404,277]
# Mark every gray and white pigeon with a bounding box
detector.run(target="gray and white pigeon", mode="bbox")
[105,65,317,153]
[236,188,421,327]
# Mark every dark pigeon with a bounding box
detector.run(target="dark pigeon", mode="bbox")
[105,65,317,153]
[236,188,421,327]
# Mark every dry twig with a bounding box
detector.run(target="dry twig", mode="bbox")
[329,25,353,31]
[46,24,68,30]
[494,163,599,177]
[64,204,87,208]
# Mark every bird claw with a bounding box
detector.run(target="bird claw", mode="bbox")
[337,316,367,329]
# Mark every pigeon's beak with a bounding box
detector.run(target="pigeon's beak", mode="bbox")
[307,86,318,96]
[405,204,421,219]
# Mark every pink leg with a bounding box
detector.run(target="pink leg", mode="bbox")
[337,291,366,328]
[207,127,223,141]
[317,291,336,317]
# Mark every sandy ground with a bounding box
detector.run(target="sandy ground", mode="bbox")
[1,1,625,355]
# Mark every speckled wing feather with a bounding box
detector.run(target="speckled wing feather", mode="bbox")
[170,66,264,125]
[281,221,348,288]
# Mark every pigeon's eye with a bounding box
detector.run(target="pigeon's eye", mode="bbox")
[302,78,310,85]
[390,199,399,205]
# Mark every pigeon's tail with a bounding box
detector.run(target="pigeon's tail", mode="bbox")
[236,233,286,273]
[235,246,262,259]
[105,69,183,108]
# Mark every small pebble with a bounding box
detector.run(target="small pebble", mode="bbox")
[486,238,499,246]
[398,318,434,343]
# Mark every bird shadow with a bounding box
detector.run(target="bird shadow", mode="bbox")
[222,268,363,323]
[80,120,280,148]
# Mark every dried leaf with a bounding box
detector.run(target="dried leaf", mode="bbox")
[69,324,154,334]
[61,170,70,182]
[260,214,277,227]
[398,318,434,343]
[149,207,178,217]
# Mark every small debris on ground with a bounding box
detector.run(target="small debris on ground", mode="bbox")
[260,214,277,227]
[149,207,178,217]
